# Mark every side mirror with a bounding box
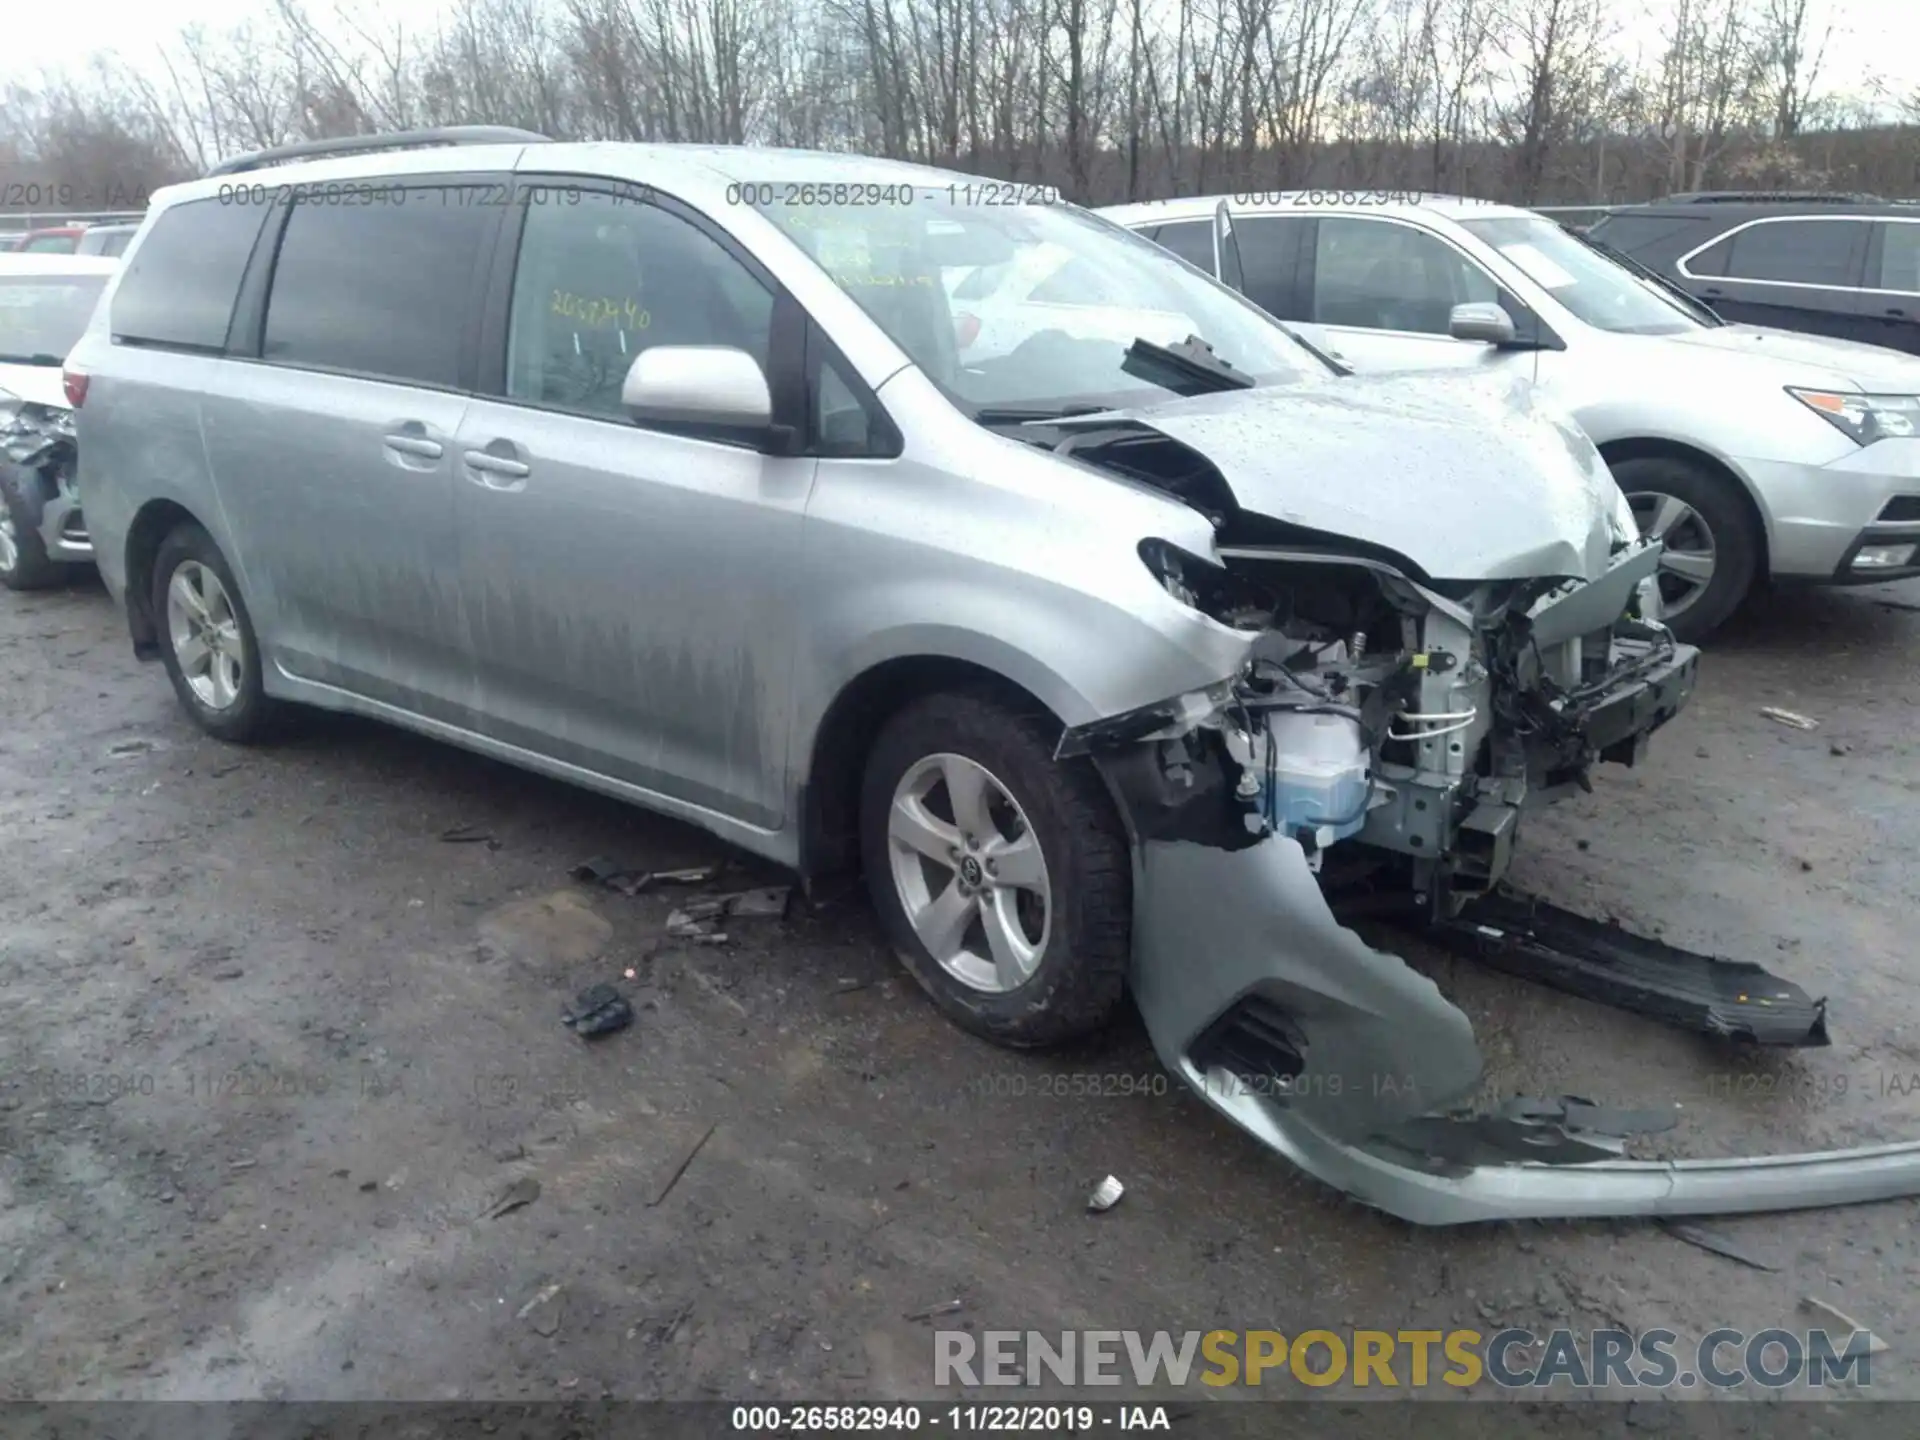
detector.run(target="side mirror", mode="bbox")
[1448,301,1518,346]
[622,345,773,430]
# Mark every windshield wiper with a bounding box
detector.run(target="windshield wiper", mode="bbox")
[972,402,1115,426]
[1270,321,1352,376]
[1122,334,1255,396]
[1565,227,1726,328]
[0,352,65,366]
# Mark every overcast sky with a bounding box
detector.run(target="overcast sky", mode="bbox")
[3,0,1916,114]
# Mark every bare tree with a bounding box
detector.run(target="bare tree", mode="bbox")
[1755,0,1829,140]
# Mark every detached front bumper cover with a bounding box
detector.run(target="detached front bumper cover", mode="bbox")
[1128,830,1920,1226]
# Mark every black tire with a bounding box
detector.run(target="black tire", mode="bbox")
[151,522,282,743]
[0,462,70,592]
[1610,455,1762,644]
[860,689,1132,1049]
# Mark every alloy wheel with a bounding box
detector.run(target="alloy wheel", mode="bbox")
[165,561,246,711]
[1628,490,1718,621]
[0,508,16,574]
[886,752,1052,994]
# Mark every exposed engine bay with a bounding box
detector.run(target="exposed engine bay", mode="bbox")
[1015,406,1920,1226]
[1044,412,1696,919]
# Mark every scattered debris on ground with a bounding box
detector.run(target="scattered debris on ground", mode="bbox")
[483,1176,542,1220]
[1760,706,1820,731]
[571,858,724,896]
[440,823,502,849]
[905,1299,964,1322]
[648,1123,717,1207]
[1829,741,1853,756]
[517,1282,565,1336]
[1656,1219,1780,1272]
[1087,1176,1125,1212]
[562,983,634,1039]
[664,887,794,943]
[1800,1296,1890,1353]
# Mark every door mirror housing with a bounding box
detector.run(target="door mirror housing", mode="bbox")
[1448,301,1518,346]
[622,345,775,431]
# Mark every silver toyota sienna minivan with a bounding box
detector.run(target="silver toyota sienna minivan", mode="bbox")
[76,128,1902,1227]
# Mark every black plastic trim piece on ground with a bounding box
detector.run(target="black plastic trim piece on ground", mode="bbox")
[1427,889,1830,1047]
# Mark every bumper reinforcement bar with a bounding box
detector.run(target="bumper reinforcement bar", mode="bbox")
[1427,890,1830,1048]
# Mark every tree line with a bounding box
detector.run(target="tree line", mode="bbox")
[2,0,1916,215]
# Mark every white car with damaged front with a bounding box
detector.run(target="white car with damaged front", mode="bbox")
[0,253,115,589]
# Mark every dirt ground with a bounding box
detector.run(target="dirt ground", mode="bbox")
[3,570,1919,1417]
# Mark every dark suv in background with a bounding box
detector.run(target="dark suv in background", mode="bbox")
[1587,193,1919,354]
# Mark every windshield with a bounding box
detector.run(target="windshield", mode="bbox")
[1460,216,1703,336]
[748,190,1319,414]
[0,273,108,364]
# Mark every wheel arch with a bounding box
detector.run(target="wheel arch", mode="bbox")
[1596,436,1771,579]
[123,498,205,659]
[797,654,1072,890]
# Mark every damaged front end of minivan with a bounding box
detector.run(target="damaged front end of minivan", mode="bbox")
[1026,386,1920,1226]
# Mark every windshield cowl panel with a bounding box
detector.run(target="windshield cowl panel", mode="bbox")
[750,191,1320,416]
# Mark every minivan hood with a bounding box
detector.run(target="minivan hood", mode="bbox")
[1061,370,1625,582]
[1663,324,1920,392]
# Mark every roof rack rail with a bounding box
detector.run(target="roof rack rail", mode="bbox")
[1666,189,1883,204]
[206,126,552,178]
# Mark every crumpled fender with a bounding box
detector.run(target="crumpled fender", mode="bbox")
[1129,829,1920,1226]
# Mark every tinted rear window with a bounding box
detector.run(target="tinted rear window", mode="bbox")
[262,186,497,388]
[1721,219,1866,287]
[1878,223,1920,293]
[112,199,265,350]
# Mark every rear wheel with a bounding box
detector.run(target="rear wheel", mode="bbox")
[860,690,1132,1049]
[152,523,281,742]
[0,464,69,591]
[1613,455,1762,643]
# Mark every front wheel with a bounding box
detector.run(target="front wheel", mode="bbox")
[860,691,1132,1049]
[1613,455,1762,643]
[152,522,282,742]
[0,463,69,591]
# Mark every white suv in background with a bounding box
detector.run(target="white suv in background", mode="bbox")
[1104,194,1920,640]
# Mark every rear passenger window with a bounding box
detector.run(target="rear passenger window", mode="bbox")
[1721,219,1864,287]
[112,199,265,351]
[262,186,497,387]
[504,192,774,422]
[1877,224,1920,293]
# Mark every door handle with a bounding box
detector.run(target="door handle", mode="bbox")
[383,434,443,459]
[464,450,530,480]
[1887,307,1909,318]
